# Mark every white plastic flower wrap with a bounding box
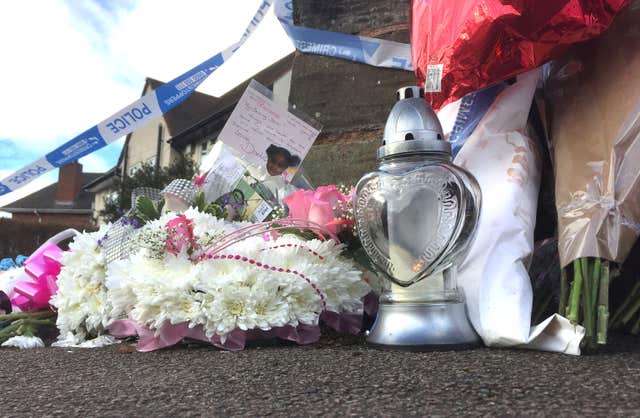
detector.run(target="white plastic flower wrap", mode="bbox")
[1,335,45,349]
[438,68,584,355]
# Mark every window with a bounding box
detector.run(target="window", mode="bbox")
[201,141,208,156]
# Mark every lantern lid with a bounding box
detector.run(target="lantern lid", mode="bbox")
[377,86,450,160]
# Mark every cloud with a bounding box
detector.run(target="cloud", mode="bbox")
[0,0,293,203]
[79,153,112,174]
[102,0,293,96]
[0,2,137,149]
[198,5,295,97]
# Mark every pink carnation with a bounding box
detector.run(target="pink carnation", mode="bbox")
[193,173,207,187]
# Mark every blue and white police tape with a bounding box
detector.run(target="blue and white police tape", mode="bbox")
[0,0,412,197]
[0,0,273,196]
[274,0,412,71]
[449,83,506,156]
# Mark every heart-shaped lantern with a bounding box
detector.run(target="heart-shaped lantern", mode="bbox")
[354,86,481,288]
[355,164,475,287]
[354,86,481,348]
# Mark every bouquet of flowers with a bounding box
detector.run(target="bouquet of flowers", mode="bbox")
[282,184,385,295]
[545,5,640,348]
[1,179,373,351]
[50,225,114,346]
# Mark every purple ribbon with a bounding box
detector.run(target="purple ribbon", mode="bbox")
[320,311,363,335]
[110,320,248,352]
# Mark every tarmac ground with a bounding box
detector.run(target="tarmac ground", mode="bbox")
[1,330,639,417]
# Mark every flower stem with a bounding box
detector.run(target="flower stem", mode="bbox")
[567,260,583,324]
[580,258,594,346]
[592,258,601,310]
[0,317,55,343]
[597,261,610,344]
[559,267,568,316]
[0,310,55,321]
[610,281,640,328]
[621,294,640,325]
[0,321,21,342]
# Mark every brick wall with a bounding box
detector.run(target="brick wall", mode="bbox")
[55,162,83,203]
[11,213,95,230]
[291,0,414,186]
[0,218,97,259]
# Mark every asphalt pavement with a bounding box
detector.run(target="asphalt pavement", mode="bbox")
[2,331,639,417]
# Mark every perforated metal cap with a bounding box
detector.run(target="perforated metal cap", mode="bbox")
[378,86,449,160]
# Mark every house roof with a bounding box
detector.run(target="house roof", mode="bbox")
[1,173,103,214]
[83,167,118,193]
[145,78,222,139]
[169,53,295,150]
[113,53,294,170]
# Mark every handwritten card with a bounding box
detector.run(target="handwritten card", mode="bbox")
[201,146,246,202]
[218,80,321,179]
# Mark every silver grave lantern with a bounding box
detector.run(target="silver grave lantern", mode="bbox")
[354,86,481,348]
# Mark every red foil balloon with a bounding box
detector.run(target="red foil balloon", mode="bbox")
[411,0,629,110]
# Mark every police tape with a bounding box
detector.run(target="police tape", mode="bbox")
[274,0,412,71]
[0,0,273,196]
[0,0,412,197]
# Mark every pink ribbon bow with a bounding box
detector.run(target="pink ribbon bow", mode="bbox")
[10,242,64,311]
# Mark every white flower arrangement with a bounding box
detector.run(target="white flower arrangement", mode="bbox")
[50,208,370,347]
[107,212,369,340]
[50,225,111,345]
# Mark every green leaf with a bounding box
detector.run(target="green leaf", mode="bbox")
[194,191,206,211]
[156,198,165,215]
[203,202,224,217]
[136,196,160,221]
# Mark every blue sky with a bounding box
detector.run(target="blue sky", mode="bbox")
[0,0,293,208]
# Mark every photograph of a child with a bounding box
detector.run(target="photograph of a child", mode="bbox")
[265,144,300,177]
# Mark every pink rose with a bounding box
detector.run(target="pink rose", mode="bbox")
[282,189,314,219]
[282,185,353,234]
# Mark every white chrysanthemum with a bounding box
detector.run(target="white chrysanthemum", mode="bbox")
[184,207,247,249]
[249,276,290,330]
[282,278,323,326]
[52,332,119,348]
[108,253,200,330]
[51,225,112,344]
[2,335,45,349]
[209,283,253,334]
